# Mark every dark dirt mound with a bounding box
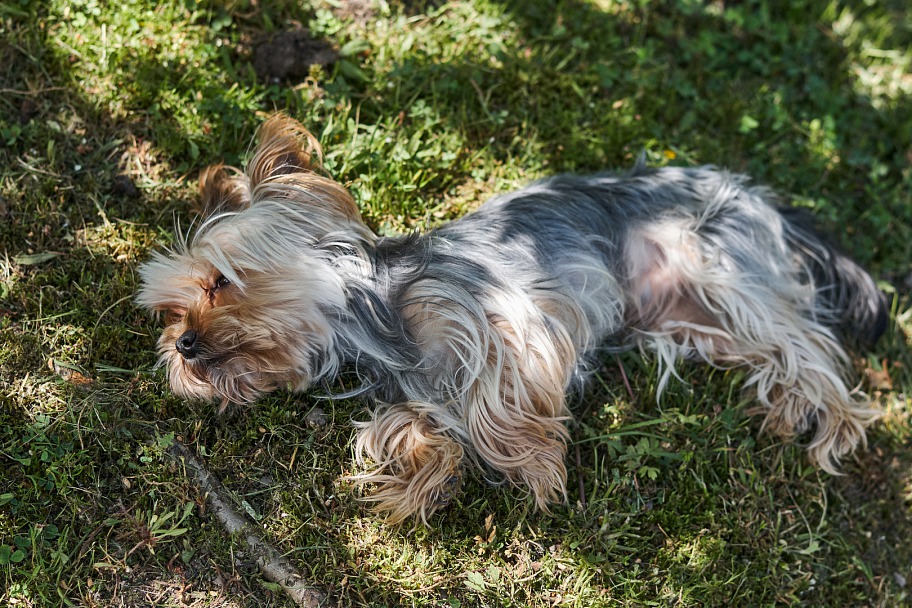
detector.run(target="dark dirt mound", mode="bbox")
[253,29,337,82]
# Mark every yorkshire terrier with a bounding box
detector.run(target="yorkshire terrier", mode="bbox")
[138,114,886,523]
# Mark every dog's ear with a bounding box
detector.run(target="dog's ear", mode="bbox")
[247,113,325,186]
[198,164,251,216]
[246,113,363,225]
[196,114,317,217]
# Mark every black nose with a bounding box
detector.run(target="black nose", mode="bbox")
[175,330,200,359]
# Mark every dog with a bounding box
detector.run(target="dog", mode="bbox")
[138,114,887,523]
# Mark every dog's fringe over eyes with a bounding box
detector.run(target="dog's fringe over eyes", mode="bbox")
[138,113,887,524]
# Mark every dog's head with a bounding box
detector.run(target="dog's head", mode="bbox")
[137,114,374,406]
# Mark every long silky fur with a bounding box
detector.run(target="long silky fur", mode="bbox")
[138,114,886,524]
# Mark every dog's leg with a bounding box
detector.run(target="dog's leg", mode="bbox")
[465,370,570,510]
[461,295,582,511]
[738,326,879,473]
[388,279,592,517]
[352,402,464,524]
[646,294,879,472]
[628,218,880,472]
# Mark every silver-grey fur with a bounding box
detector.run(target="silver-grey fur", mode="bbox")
[138,115,886,524]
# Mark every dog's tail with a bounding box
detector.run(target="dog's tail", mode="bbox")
[779,207,888,350]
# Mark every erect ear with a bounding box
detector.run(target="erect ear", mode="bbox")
[246,113,325,187]
[198,164,251,216]
[196,113,315,217]
[246,113,364,225]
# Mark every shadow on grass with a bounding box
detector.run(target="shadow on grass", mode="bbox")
[390,0,911,269]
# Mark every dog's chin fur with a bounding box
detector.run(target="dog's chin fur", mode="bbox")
[138,113,887,524]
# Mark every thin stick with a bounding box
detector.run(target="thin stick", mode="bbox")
[0,86,68,95]
[616,355,636,402]
[574,443,587,510]
[166,440,330,607]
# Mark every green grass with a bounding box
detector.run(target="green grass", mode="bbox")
[1,0,911,605]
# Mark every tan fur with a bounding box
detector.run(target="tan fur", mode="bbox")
[197,164,250,215]
[353,403,464,525]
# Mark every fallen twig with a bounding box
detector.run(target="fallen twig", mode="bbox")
[166,440,330,606]
[616,354,636,403]
[574,443,587,510]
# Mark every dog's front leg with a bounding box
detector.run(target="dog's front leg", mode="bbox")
[352,402,464,524]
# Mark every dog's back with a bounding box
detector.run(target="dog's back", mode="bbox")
[442,166,886,352]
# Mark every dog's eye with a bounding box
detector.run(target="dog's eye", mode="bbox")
[164,308,186,325]
[214,275,231,290]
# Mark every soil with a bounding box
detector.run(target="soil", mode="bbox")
[253,28,338,83]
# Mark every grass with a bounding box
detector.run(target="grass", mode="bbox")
[1,0,911,605]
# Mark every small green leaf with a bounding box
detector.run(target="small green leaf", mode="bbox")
[339,39,370,57]
[260,581,283,593]
[485,565,501,584]
[241,500,261,521]
[14,252,62,266]
[739,114,760,133]
[154,527,188,538]
[465,570,486,592]
[338,59,368,82]
[157,432,175,449]
[799,540,821,555]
